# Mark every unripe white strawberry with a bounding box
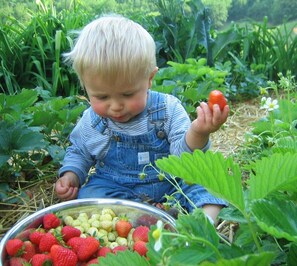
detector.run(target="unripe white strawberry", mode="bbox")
[109,242,119,249]
[100,220,113,231]
[100,213,113,222]
[116,237,128,246]
[64,215,74,226]
[107,232,117,242]
[87,227,99,236]
[101,208,116,218]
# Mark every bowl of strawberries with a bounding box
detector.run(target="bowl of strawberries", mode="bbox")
[0,198,176,265]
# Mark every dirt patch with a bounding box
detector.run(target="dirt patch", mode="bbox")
[0,98,264,239]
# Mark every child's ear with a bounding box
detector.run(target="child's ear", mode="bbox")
[148,67,158,88]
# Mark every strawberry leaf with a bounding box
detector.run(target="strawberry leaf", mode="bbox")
[251,198,297,242]
[98,250,149,266]
[249,153,297,201]
[155,150,245,213]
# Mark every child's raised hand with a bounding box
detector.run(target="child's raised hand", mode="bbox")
[55,173,79,201]
[192,102,229,135]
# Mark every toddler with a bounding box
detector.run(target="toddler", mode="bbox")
[55,14,229,223]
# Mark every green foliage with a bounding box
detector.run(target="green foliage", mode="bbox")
[214,17,297,81]
[0,88,87,201]
[0,0,91,96]
[151,0,213,66]
[152,149,297,264]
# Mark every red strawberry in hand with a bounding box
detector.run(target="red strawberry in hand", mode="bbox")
[115,217,132,238]
[43,213,61,230]
[208,90,227,111]
[132,225,149,242]
[50,244,78,266]
[5,238,24,256]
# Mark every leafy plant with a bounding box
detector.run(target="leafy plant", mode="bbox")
[0,88,87,201]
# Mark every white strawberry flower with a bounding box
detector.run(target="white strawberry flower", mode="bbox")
[260,97,279,112]
[152,220,163,251]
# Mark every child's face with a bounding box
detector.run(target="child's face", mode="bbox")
[83,71,156,123]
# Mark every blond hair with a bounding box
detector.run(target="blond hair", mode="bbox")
[65,14,156,85]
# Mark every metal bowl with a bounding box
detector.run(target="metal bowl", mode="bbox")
[0,198,175,265]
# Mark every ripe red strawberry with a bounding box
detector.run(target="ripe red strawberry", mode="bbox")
[43,213,61,230]
[67,236,83,253]
[86,257,100,265]
[97,246,112,257]
[9,257,28,266]
[29,229,46,245]
[31,253,52,266]
[50,244,78,266]
[208,90,227,111]
[133,240,148,256]
[5,238,24,256]
[112,245,128,254]
[132,225,149,242]
[61,225,81,242]
[21,240,36,261]
[77,236,100,261]
[39,232,59,252]
[115,217,132,238]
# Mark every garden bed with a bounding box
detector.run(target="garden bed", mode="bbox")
[0,98,263,240]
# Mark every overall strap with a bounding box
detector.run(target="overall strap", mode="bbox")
[90,109,108,133]
[147,91,167,139]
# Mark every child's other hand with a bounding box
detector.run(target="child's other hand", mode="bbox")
[192,102,229,135]
[55,173,79,201]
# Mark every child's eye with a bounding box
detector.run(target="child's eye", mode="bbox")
[123,93,134,97]
[96,96,107,100]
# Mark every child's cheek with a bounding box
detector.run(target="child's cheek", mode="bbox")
[130,100,146,113]
[92,103,107,117]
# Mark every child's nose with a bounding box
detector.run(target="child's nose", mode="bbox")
[110,100,123,111]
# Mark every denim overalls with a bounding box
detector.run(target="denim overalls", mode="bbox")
[78,91,226,212]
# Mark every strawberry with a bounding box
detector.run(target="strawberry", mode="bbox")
[136,214,158,227]
[67,236,83,253]
[86,257,100,265]
[133,240,148,256]
[9,257,28,266]
[208,90,227,111]
[39,232,59,253]
[21,240,36,261]
[61,225,81,242]
[77,236,100,262]
[43,213,61,230]
[115,217,132,238]
[50,244,78,266]
[132,225,149,242]
[97,246,112,257]
[29,229,46,245]
[112,245,128,254]
[31,253,52,266]
[5,238,24,256]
